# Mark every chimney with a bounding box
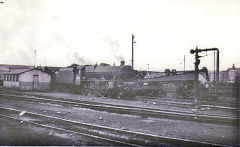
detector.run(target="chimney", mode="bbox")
[233,64,235,69]
[120,61,125,66]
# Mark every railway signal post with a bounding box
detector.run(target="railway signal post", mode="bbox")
[190,46,201,106]
[190,47,220,107]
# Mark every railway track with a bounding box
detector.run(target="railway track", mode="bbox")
[0,92,239,126]
[1,88,238,112]
[0,106,227,146]
[137,96,239,109]
[1,88,238,111]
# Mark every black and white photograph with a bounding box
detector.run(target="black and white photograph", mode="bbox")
[0,0,239,146]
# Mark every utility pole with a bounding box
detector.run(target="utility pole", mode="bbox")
[34,50,36,68]
[184,55,185,72]
[216,50,219,84]
[214,50,216,82]
[132,34,136,69]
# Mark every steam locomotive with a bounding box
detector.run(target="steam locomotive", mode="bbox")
[52,62,210,99]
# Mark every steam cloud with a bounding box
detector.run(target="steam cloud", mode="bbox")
[72,51,92,65]
[103,37,125,62]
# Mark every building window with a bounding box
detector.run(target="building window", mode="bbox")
[4,74,6,81]
[10,74,12,81]
[16,75,19,82]
[13,74,15,81]
[7,74,9,81]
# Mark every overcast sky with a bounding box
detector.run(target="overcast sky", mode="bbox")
[0,0,239,71]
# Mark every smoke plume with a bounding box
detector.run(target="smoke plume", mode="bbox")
[103,37,125,62]
[73,51,92,65]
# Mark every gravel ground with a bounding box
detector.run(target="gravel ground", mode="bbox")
[0,97,239,146]
[0,117,111,145]
[26,91,239,117]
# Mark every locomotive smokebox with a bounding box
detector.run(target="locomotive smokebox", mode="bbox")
[120,61,125,66]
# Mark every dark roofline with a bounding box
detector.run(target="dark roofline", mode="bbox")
[0,64,34,67]
[3,68,51,75]
[0,64,67,69]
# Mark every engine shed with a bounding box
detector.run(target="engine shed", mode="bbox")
[2,68,51,90]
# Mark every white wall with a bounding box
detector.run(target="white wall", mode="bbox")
[19,69,51,83]
[3,81,19,88]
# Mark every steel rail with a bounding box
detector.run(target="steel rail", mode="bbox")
[0,93,239,126]
[0,106,227,146]
[1,88,238,110]
[137,95,239,109]
[0,113,137,146]
[1,88,238,113]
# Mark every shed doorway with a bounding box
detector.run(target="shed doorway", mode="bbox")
[33,75,39,89]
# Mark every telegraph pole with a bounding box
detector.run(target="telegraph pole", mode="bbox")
[214,50,216,82]
[132,34,136,69]
[216,50,219,84]
[34,50,36,68]
[184,55,185,72]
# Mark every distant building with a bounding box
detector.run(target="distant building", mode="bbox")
[226,68,240,83]
[2,68,51,90]
[218,65,240,83]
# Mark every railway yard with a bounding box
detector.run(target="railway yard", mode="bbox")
[1,0,240,146]
[1,0,240,145]
[0,88,239,146]
[0,58,239,146]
